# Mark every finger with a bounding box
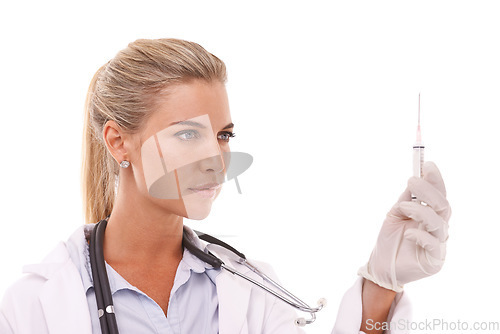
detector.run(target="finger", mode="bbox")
[404,228,444,260]
[399,201,449,242]
[422,161,447,197]
[396,188,412,203]
[387,188,413,218]
[408,177,451,222]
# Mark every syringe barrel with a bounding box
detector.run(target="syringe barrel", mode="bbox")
[412,144,424,201]
[413,144,425,178]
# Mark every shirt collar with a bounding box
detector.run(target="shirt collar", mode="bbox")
[66,224,95,293]
[66,224,221,295]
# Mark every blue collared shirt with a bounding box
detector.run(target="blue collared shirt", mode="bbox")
[66,224,221,334]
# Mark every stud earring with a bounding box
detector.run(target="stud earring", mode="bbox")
[120,160,130,168]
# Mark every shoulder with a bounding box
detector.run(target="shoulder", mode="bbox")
[0,226,87,331]
[0,271,48,323]
[0,249,63,334]
[1,240,69,305]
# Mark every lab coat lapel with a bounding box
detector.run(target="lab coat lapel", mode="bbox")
[216,269,251,334]
[32,244,92,334]
[205,243,252,334]
[191,229,264,334]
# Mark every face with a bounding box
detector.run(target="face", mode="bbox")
[128,80,233,220]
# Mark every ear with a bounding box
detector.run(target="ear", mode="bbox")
[103,120,128,165]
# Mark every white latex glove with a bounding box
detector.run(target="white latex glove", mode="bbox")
[358,161,451,292]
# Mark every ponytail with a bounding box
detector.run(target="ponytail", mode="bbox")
[81,64,117,225]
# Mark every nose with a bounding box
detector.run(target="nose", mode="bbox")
[199,146,226,173]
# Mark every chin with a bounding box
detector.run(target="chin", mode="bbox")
[185,206,212,220]
[182,196,215,220]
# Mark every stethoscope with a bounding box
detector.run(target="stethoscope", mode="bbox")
[89,216,326,334]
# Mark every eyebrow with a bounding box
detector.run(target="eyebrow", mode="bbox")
[169,120,234,130]
[169,120,206,128]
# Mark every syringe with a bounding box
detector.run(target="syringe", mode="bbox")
[412,93,424,201]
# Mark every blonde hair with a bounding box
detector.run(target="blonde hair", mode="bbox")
[81,38,227,225]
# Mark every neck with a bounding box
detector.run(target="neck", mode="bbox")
[103,176,184,266]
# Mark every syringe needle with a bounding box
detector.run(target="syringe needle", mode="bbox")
[418,93,420,127]
[416,93,422,143]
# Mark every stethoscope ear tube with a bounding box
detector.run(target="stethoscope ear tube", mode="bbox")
[91,219,120,334]
[194,230,246,260]
[182,233,224,269]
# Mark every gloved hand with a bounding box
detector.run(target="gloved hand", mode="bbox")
[357,161,451,292]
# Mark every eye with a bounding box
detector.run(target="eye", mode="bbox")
[218,131,236,143]
[175,129,200,141]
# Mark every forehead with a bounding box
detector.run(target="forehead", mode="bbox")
[144,80,231,135]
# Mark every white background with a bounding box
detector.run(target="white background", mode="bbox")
[1,1,499,333]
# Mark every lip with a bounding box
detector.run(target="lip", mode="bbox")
[188,183,221,199]
[189,182,221,191]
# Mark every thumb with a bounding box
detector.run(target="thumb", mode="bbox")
[423,161,447,198]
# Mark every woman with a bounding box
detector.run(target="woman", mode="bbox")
[0,38,451,334]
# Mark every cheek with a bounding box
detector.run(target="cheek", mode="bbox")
[139,136,166,192]
[214,184,223,199]
[176,163,200,195]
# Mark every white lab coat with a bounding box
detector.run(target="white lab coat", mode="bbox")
[0,226,411,334]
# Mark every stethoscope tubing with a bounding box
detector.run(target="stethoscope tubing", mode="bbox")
[90,219,119,334]
[194,231,323,315]
[193,233,323,326]
[89,220,109,334]
[242,260,322,313]
[221,262,322,314]
[90,218,324,334]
